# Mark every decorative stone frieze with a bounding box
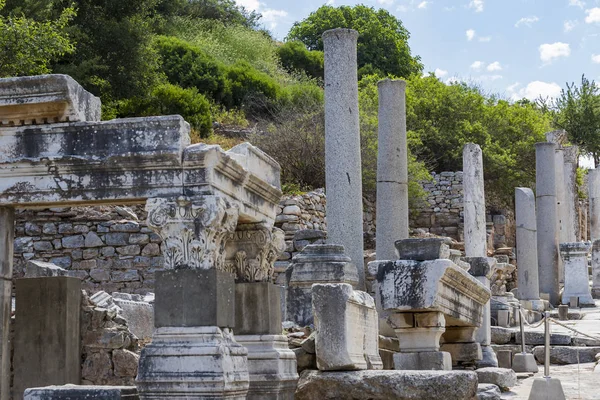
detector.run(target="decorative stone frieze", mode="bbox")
[146,196,238,271]
[224,224,285,282]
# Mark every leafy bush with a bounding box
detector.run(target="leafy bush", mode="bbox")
[120,83,212,138]
[226,60,284,114]
[277,41,324,80]
[154,35,231,104]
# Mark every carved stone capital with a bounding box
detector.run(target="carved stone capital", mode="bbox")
[224,224,285,282]
[146,196,239,270]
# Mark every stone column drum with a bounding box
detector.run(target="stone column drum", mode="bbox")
[536,142,561,305]
[323,28,366,289]
[136,196,250,399]
[515,188,542,307]
[376,79,409,261]
[563,146,579,242]
[560,242,594,306]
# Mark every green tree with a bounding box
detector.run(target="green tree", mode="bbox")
[166,0,261,29]
[552,75,600,166]
[287,5,422,78]
[0,0,74,77]
[277,40,324,80]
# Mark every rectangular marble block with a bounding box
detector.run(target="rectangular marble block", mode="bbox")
[24,385,139,400]
[155,269,235,328]
[393,351,451,371]
[0,74,101,124]
[312,283,383,371]
[13,277,82,400]
[235,282,282,335]
[394,238,449,261]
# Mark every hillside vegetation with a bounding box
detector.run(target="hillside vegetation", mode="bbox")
[0,1,556,208]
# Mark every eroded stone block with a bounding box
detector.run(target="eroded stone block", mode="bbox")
[312,283,382,371]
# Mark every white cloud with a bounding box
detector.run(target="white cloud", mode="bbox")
[378,0,395,5]
[564,20,578,32]
[236,0,260,11]
[470,61,485,70]
[592,54,600,64]
[261,9,288,29]
[539,42,571,64]
[569,0,585,8]
[510,81,562,101]
[487,61,502,71]
[397,4,409,11]
[515,16,539,27]
[478,36,491,42]
[466,29,476,41]
[469,0,484,12]
[585,8,600,23]
[434,68,448,77]
[417,1,429,9]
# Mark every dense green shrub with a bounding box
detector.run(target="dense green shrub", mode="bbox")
[226,60,284,113]
[120,83,212,138]
[154,35,231,104]
[277,41,324,80]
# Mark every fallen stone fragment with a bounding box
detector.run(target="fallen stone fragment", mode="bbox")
[533,346,600,365]
[477,383,501,400]
[476,367,517,392]
[295,370,478,400]
[24,384,138,400]
[515,331,572,345]
[490,326,512,345]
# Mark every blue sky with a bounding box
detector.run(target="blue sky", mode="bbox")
[236,0,600,101]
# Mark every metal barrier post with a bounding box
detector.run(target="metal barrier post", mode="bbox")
[544,311,550,378]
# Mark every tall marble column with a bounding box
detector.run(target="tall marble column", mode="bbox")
[376,79,408,260]
[323,28,366,290]
[555,148,568,244]
[563,146,579,242]
[136,196,250,399]
[536,142,561,305]
[589,168,600,298]
[463,144,487,258]
[515,188,543,309]
[0,207,14,400]
[462,144,497,367]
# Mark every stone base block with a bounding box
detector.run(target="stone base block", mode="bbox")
[440,342,482,366]
[393,351,451,371]
[512,353,539,373]
[592,287,600,299]
[235,283,282,335]
[235,334,298,400]
[527,377,566,400]
[136,326,249,399]
[24,385,138,399]
[295,370,478,400]
[561,292,595,307]
[379,349,396,370]
[155,269,235,328]
[477,345,499,368]
[520,299,547,312]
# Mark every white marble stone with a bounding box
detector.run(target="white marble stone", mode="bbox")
[136,327,249,399]
[592,240,600,299]
[515,188,540,301]
[312,283,383,371]
[589,168,600,241]
[376,79,408,261]
[536,142,561,305]
[235,334,298,400]
[323,28,365,289]
[560,242,594,306]
[463,143,487,258]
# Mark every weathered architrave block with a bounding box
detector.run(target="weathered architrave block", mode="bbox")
[0,116,190,207]
[0,74,101,125]
[312,283,383,371]
[13,277,81,400]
